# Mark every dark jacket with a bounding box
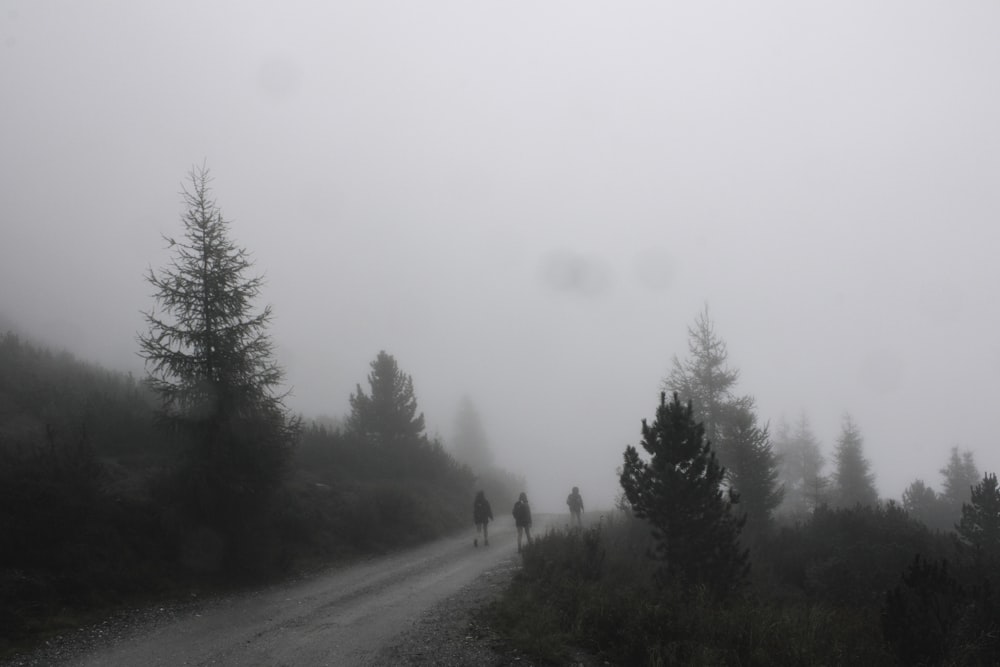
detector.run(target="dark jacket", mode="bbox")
[513,499,532,527]
[567,491,584,513]
[473,497,493,524]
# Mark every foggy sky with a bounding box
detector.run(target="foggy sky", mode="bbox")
[3,1,1000,512]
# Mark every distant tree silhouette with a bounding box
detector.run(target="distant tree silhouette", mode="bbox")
[940,446,979,518]
[663,305,738,450]
[721,398,783,542]
[901,479,953,532]
[957,472,1000,560]
[831,414,878,507]
[451,395,493,472]
[348,350,425,445]
[620,391,748,596]
[138,165,298,563]
[773,413,827,517]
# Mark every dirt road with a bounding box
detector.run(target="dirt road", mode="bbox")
[24,517,534,667]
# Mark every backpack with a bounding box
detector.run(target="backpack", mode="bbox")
[474,498,491,522]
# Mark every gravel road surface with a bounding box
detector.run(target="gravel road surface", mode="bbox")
[4,516,547,666]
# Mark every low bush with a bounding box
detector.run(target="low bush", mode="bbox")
[0,437,176,650]
[882,555,1000,666]
[762,503,952,606]
[491,512,899,666]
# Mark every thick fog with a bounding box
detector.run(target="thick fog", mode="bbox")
[3,2,999,512]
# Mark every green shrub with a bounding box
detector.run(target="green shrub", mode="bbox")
[763,503,951,606]
[492,512,899,666]
[882,556,1000,666]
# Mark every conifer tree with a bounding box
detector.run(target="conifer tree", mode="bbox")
[721,398,783,541]
[348,350,425,445]
[940,446,979,517]
[663,305,738,449]
[665,307,781,527]
[620,392,748,595]
[957,472,1000,558]
[139,166,298,539]
[902,479,952,532]
[773,414,827,516]
[451,395,493,472]
[902,479,936,516]
[831,414,878,507]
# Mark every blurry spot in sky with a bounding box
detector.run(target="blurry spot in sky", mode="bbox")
[917,280,965,324]
[858,348,904,395]
[257,56,302,101]
[539,250,611,297]
[3,8,17,49]
[634,248,675,291]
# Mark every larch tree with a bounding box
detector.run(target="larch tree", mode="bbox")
[664,306,781,527]
[663,305,739,451]
[831,414,878,507]
[348,350,425,445]
[620,391,748,596]
[138,166,298,541]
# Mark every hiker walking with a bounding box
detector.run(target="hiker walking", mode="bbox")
[512,492,533,553]
[473,490,493,547]
[566,486,584,527]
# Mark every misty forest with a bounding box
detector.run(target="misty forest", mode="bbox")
[5,3,1000,666]
[1,165,998,665]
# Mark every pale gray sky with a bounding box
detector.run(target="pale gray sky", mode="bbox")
[3,1,1000,511]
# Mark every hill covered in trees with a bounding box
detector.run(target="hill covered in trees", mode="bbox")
[0,329,525,658]
[0,168,524,657]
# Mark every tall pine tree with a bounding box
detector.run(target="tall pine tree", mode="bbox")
[620,392,748,596]
[139,166,298,562]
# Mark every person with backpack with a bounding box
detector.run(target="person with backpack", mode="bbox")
[472,490,493,547]
[512,492,533,553]
[566,486,584,527]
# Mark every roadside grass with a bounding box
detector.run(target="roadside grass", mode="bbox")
[489,512,896,666]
